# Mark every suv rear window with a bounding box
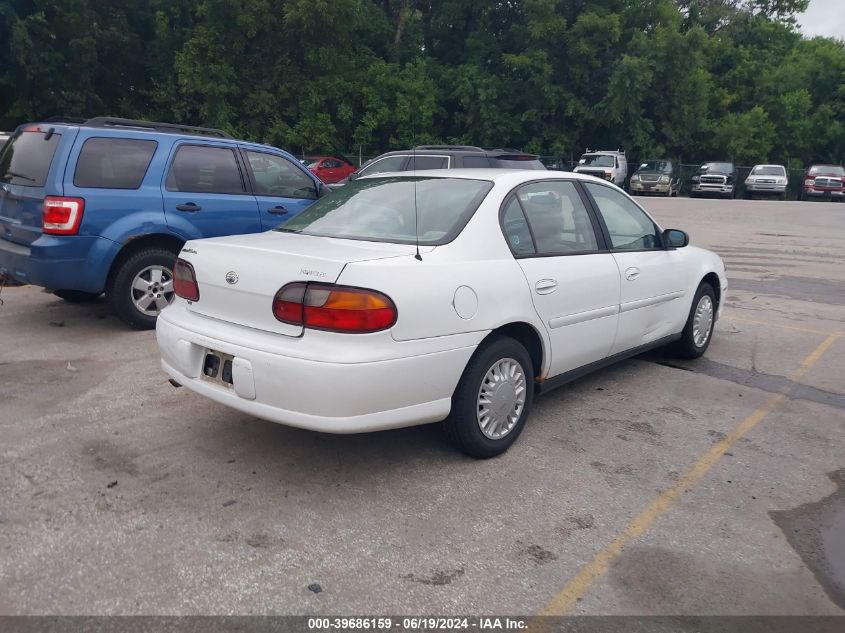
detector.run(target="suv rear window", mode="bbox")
[0,130,61,187]
[277,176,493,245]
[74,138,158,189]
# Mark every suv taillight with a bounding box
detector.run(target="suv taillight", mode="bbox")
[42,196,85,235]
[173,259,200,301]
[273,282,397,333]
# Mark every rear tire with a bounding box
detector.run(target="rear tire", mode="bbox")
[107,247,178,330]
[443,336,534,459]
[673,283,716,359]
[53,290,100,303]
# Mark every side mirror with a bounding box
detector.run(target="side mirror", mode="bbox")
[664,229,689,249]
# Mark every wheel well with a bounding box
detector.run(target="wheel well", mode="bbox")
[702,272,721,309]
[106,234,184,291]
[486,322,544,379]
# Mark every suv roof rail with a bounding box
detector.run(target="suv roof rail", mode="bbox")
[488,147,525,153]
[83,117,233,139]
[413,144,484,152]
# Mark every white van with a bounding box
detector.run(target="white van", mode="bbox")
[573,149,628,188]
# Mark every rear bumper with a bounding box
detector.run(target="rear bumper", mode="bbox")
[0,234,118,292]
[156,305,480,434]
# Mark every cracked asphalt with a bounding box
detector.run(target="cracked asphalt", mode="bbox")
[1,197,844,615]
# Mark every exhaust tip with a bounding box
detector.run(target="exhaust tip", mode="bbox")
[168,378,182,389]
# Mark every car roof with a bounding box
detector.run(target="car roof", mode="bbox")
[358,168,610,186]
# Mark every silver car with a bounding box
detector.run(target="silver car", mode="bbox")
[745,164,788,200]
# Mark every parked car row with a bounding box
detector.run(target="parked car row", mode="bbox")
[0,116,730,457]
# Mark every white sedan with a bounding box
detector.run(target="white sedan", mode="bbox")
[157,170,726,458]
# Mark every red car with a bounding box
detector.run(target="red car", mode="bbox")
[801,164,845,202]
[303,155,356,184]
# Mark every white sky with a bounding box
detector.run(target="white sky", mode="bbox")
[796,0,845,39]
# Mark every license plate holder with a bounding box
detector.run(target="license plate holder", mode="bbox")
[201,350,235,388]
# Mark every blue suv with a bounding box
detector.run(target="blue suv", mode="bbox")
[0,118,326,329]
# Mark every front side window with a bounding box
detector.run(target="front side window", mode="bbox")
[74,138,157,189]
[358,155,407,177]
[585,183,660,250]
[0,130,61,187]
[166,145,245,194]
[514,181,599,254]
[277,176,492,245]
[246,151,316,199]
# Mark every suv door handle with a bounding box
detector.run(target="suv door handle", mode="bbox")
[175,203,201,212]
[625,267,640,281]
[267,206,288,215]
[535,279,558,295]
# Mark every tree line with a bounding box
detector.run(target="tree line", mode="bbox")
[1,0,843,167]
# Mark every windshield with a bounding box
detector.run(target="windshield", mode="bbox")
[580,154,616,168]
[0,130,61,187]
[699,162,733,173]
[276,176,493,245]
[809,165,845,176]
[303,159,320,167]
[638,160,668,172]
[751,165,786,176]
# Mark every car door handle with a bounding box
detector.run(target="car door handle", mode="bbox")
[267,206,288,215]
[175,203,201,212]
[535,279,558,295]
[625,267,640,281]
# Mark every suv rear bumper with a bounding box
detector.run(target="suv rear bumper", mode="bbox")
[0,234,118,293]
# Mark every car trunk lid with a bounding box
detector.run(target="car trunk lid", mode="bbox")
[182,231,422,336]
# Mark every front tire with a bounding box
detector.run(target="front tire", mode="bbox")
[673,283,716,359]
[107,248,178,330]
[443,336,534,458]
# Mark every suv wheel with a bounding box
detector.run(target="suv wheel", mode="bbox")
[53,290,101,303]
[443,336,534,458]
[108,247,178,330]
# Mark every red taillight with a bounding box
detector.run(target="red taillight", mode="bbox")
[273,282,397,333]
[42,197,85,235]
[173,259,200,301]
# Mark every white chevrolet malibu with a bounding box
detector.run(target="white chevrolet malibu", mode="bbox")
[157,170,727,457]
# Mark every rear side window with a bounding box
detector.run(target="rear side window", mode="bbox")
[0,130,61,187]
[407,155,448,170]
[462,156,491,168]
[165,145,245,194]
[74,138,157,189]
[491,157,546,170]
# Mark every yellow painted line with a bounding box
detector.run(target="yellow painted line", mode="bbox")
[728,315,843,336]
[538,332,841,616]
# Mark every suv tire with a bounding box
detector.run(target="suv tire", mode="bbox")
[108,247,178,330]
[443,336,534,459]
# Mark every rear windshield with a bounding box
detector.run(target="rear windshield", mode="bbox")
[0,130,61,187]
[276,176,493,245]
[74,137,158,189]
